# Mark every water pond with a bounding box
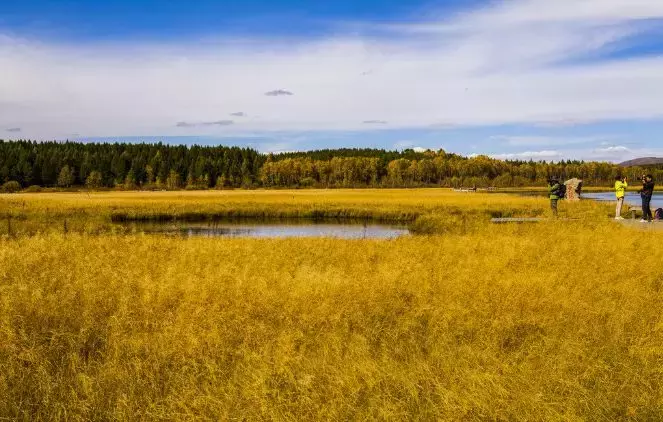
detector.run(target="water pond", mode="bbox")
[126,220,410,239]
[503,189,663,209]
[581,192,663,209]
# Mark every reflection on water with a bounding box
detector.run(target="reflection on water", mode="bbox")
[582,192,663,209]
[504,189,663,209]
[127,220,410,239]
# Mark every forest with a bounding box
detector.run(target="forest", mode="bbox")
[1,139,661,190]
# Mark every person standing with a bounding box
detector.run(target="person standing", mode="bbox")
[614,175,627,220]
[548,178,562,217]
[638,174,655,223]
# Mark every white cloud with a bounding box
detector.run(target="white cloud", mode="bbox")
[490,150,562,161]
[486,145,663,163]
[1,0,663,139]
[393,142,427,152]
[255,142,298,154]
[394,140,414,149]
[455,0,663,28]
[490,135,617,147]
[596,145,631,153]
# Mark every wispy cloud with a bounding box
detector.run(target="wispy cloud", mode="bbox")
[265,89,294,97]
[490,135,617,147]
[363,120,388,125]
[486,144,663,162]
[491,150,562,161]
[1,0,663,139]
[595,145,631,153]
[176,120,234,128]
[230,112,246,117]
[394,140,414,149]
[5,127,21,132]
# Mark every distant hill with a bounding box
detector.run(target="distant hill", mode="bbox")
[619,157,663,167]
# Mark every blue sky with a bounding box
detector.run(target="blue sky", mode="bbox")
[0,0,480,40]
[1,0,663,161]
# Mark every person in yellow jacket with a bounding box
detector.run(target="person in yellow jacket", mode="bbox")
[614,175,627,220]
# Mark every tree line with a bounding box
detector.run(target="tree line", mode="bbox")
[1,140,661,191]
[264,152,663,188]
[0,140,262,190]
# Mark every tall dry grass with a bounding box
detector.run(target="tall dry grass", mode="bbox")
[1,190,659,420]
[0,189,613,235]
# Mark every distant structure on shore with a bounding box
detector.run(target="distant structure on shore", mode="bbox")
[565,178,583,201]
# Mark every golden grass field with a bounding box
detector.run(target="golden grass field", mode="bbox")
[1,190,662,420]
[0,189,610,235]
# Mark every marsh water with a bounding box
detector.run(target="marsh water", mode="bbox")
[117,192,662,239]
[127,220,410,239]
[507,190,663,209]
[581,192,663,209]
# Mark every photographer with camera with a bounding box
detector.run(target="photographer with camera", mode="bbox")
[548,178,564,217]
[637,174,655,223]
[614,175,627,220]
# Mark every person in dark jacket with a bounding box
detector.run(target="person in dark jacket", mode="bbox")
[638,174,655,222]
[548,178,562,216]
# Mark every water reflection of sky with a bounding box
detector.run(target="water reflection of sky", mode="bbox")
[131,222,410,239]
[582,192,663,209]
